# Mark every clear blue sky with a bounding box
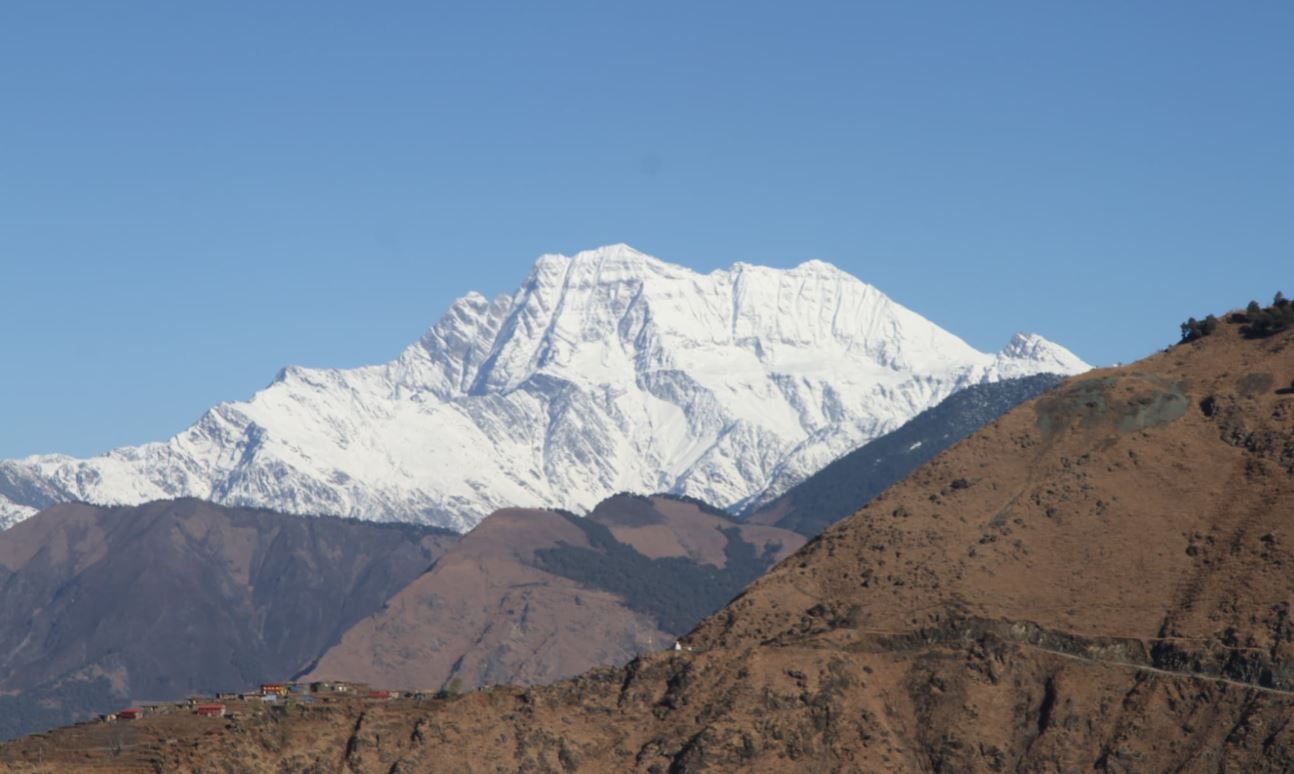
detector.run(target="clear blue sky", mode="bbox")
[2,2,1291,458]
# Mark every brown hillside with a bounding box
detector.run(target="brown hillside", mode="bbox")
[590,494,803,567]
[305,496,805,693]
[6,319,1294,772]
[304,507,673,691]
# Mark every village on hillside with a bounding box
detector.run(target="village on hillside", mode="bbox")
[98,680,426,725]
[0,677,478,769]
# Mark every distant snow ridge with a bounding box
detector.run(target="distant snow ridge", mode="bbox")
[0,245,1089,531]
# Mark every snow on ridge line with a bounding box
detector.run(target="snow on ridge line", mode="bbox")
[0,244,1089,532]
[0,503,38,530]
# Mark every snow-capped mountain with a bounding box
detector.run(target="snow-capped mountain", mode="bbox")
[0,245,1089,531]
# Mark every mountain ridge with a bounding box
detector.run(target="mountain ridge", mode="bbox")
[0,245,1088,530]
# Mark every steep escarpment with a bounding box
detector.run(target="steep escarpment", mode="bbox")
[0,499,456,740]
[7,315,1288,772]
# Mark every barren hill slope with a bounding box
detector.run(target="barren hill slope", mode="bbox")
[305,495,805,693]
[5,317,1293,772]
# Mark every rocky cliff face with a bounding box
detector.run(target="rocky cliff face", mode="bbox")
[0,245,1087,531]
[13,315,1291,772]
[0,499,456,740]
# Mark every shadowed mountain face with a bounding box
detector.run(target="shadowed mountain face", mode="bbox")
[30,318,1294,772]
[0,499,457,740]
[746,373,1067,536]
[305,494,805,693]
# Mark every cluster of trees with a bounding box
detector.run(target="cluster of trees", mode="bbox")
[1180,315,1220,342]
[1243,292,1294,338]
[1180,292,1293,343]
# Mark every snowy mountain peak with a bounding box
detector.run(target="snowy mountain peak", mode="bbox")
[0,246,1089,531]
[995,331,1090,375]
[789,258,849,276]
[528,243,672,283]
[1001,331,1053,357]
